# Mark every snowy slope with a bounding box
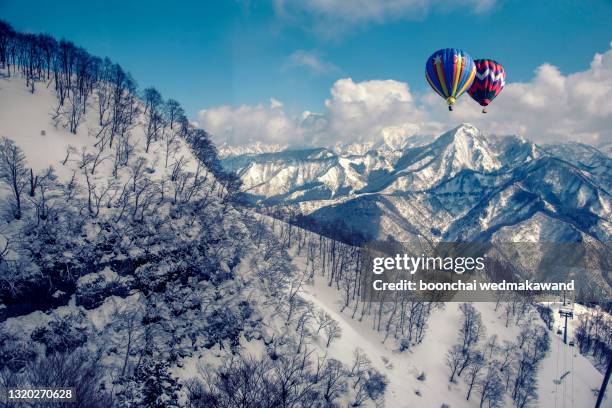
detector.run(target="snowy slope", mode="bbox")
[278,222,607,408]
[302,285,603,408]
[0,71,393,408]
[0,75,201,181]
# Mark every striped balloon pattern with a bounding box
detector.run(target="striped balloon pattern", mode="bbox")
[468,59,506,110]
[425,48,476,110]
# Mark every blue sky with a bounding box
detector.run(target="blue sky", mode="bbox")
[2,0,611,146]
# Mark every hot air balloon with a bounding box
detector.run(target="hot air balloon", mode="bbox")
[468,59,506,113]
[425,48,476,111]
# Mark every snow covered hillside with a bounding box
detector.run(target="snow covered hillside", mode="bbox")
[270,220,608,408]
[0,34,386,406]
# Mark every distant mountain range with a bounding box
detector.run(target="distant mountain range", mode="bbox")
[222,124,611,298]
[222,124,610,240]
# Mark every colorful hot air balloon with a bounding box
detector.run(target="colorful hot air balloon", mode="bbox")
[468,59,506,113]
[425,48,476,111]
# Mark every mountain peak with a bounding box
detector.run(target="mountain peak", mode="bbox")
[445,123,482,142]
[455,122,480,133]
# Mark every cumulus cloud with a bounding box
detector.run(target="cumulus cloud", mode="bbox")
[284,50,339,75]
[198,98,305,146]
[199,46,612,148]
[198,78,436,147]
[274,0,496,35]
[322,78,438,143]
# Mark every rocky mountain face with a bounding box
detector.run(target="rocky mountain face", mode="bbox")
[222,124,611,297]
[223,124,610,241]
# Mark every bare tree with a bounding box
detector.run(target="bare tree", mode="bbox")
[61,145,77,166]
[21,350,113,408]
[0,137,28,220]
[66,89,86,134]
[162,129,180,168]
[285,273,305,324]
[89,138,110,175]
[314,311,333,336]
[320,358,347,402]
[498,341,518,391]
[96,58,113,126]
[459,303,485,352]
[108,303,145,379]
[143,87,164,153]
[129,157,147,193]
[511,326,549,407]
[353,367,387,407]
[446,344,464,383]
[164,99,184,130]
[457,303,486,377]
[195,356,276,407]
[478,363,505,408]
[350,348,372,388]
[272,350,316,407]
[28,168,37,197]
[465,351,485,401]
[27,167,59,222]
[295,304,314,353]
[324,319,342,348]
[485,335,499,360]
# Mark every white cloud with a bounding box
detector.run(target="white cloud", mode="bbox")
[284,50,339,75]
[274,0,496,35]
[269,98,284,109]
[199,46,612,148]
[197,100,304,146]
[199,78,437,147]
[321,78,438,144]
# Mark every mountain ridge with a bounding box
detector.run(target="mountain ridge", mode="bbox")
[222,124,611,296]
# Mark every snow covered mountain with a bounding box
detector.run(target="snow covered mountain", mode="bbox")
[217,141,289,158]
[223,123,610,243]
[1,67,388,407]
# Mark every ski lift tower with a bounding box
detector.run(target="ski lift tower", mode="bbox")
[558,308,573,345]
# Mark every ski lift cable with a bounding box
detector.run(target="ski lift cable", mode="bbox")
[570,342,575,408]
[569,297,574,408]
[571,297,576,408]
[555,333,560,408]
[563,333,568,408]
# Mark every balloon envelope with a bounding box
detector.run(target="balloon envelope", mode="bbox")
[468,59,506,107]
[425,48,476,108]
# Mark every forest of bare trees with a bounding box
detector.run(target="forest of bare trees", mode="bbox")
[575,306,612,369]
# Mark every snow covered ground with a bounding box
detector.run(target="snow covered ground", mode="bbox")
[0,74,200,181]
